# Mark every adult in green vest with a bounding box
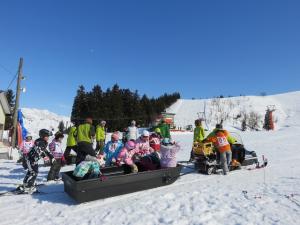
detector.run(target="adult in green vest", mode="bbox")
[189,119,206,161]
[96,120,106,155]
[64,125,78,163]
[194,119,206,143]
[76,118,96,165]
[157,120,171,139]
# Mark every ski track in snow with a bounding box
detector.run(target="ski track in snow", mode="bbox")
[0,91,300,225]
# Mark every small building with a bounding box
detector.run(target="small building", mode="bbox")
[0,92,11,142]
[154,112,176,129]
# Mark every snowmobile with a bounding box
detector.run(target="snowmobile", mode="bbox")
[193,133,265,175]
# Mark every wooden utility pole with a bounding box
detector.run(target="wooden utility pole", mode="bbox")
[11,57,23,148]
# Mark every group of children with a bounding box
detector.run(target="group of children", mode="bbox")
[74,126,180,180]
[17,119,179,193]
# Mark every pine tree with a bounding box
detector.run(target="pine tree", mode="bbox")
[58,121,65,133]
[70,84,180,130]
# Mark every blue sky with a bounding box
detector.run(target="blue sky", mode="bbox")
[0,0,299,116]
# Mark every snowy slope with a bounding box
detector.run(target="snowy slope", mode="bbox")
[0,91,299,225]
[21,108,70,138]
[166,91,300,130]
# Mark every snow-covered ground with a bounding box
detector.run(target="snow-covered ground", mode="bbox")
[0,91,299,225]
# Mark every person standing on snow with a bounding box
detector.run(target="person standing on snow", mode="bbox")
[126,120,139,141]
[76,118,96,165]
[189,119,206,161]
[18,129,53,193]
[20,133,34,170]
[96,120,106,155]
[47,132,65,181]
[156,120,171,139]
[64,125,77,163]
[103,132,123,166]
[205,124,236,175]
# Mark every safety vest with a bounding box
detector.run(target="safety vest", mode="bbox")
[96,126,106,141]
[67,126,77,147]
[215,131,231,153]
[77,124,92,143]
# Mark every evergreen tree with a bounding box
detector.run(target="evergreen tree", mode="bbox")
[71,84,180,130]
[58,121,65,133]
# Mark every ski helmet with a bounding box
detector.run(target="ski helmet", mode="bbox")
[39,129,53,138]
[131,120,136,126]
[125,140,136,150]
[142,130,150,137]
[101,120,106,125]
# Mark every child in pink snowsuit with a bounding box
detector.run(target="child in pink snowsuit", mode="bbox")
[20,134,34,169]
[20,135,34,155]
[134,130,154,157]
[117,141,138,173]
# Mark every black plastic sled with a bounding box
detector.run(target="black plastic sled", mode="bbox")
[62,165,182,203]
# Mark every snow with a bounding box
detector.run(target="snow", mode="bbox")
[21,107,70,139]
[166,91,300,130]
[0,91,300,225]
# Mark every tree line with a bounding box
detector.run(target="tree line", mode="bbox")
[71,84,180,131]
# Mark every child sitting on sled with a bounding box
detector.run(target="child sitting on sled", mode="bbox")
[160,138,180,168]
[73,155,104,180]
[117,140,139,173]
[134,130,154,157]
[103,132,123,166]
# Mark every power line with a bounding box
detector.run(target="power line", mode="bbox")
[0,63,15,75]
[6,72,18,90]
[0,63,18,90]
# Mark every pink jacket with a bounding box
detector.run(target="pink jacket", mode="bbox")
[160,143,180,168]
[134,137,154,157]
[49,139,64,159]
[20,140,34,154]
[117,147,139,166]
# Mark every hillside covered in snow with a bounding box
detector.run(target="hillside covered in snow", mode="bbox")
[166,91,300,131]
[21,108,70,138]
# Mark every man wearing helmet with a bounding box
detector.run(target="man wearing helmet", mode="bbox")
[18,129,53,193]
